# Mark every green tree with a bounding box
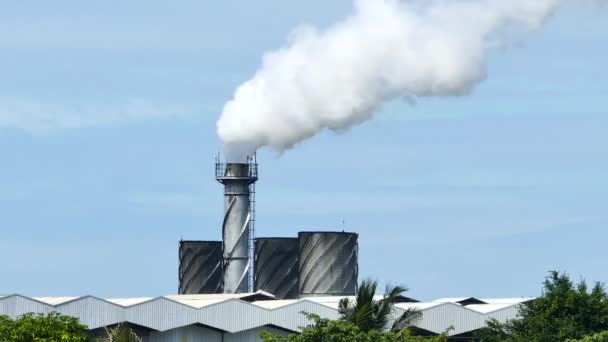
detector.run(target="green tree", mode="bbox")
[567,331,608,342]
[0,312,90,342]
[260,313,447,342]
[0,315,17,340]
[476,271,608,342]
[338,279,421,333]
[97,323,142,342]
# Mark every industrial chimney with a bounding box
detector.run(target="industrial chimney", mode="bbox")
[215,156,258,293]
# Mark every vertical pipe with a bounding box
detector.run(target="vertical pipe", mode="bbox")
[217,163,257,293]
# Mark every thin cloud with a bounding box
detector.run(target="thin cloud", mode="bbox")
[0,97,200,133]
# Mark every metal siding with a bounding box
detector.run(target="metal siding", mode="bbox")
[484,305,520,323]
[0,295,521,337]
[179,241,224,294]
[125,297,195,332]
[264,300,339,331]
[145,325,222,342]
[143,325,288,342]
[254,238,299,299]
[205,300,268,333]
[298,232,358,296]
[225,326,289,342]
[426,304,480,335]
[57,297,124,330]
[0,295,52,318]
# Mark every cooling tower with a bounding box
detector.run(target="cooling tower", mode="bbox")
[298,231,358,297]
[216,162,258,293]
[178,241,223,294]
[254,238,299,299]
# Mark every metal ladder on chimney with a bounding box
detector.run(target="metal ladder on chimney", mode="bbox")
[248,158,257,293]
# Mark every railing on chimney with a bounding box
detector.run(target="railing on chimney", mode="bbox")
[214,158,258,179]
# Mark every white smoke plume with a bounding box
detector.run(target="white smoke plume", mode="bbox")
[217,0,570,160]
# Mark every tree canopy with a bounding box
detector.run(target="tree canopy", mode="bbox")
[97,323,142,342]
[260,313,447,342]
[0,313,143,342]
[476,271,608,342]
[0,312,90,342]
[567,331,608,342]
[338,279,421,333]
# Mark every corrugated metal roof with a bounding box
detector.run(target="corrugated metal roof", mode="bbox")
[297,296,352,309]
[0,294,530,336]
[479,297,534,304]
[299,296,351,303]
[394,302,444,310]
[162,291,277,308]
[253,300,299,309]
[168,297,230,308]
[466,303,515,313]
[301,296,396,310]
[33,297,81,305]
[165,291,275,302]
[432,297,471,303]
[432,297,487,305]
[106,297,155,307]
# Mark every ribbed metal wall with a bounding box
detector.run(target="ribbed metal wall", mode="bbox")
[225,326,289,342]
[298,232,358,296]
[145,325,222,342]
[254,238,299,299]
[145,324,289,342]
[178,241,223,294]
[0,294,524,336]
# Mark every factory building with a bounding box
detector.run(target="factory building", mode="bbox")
[0,158,534,340]
[0,293,533,341]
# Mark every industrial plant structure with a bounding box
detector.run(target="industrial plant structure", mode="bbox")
[178,157,360,300]
[298,231,358,297]
[178,241,223,294]
[215,161,258,293]
[0,293,533,340]
[254,237,299,300]
[0,158,534,341]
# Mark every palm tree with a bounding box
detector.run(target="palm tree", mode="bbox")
[338,279,421,333]
[97,322,142,342]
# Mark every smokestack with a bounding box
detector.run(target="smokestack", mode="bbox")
[215,158,258,293]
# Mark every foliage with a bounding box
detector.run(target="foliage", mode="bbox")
[97,323,142,342]
[338,279,421,333]
[260,313,448,342]
[391,307,424,333]
[567,331,608,342]
[0,312,90,342]
[476,271,608,342]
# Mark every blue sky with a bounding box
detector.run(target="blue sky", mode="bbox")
[1,1,607,300]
